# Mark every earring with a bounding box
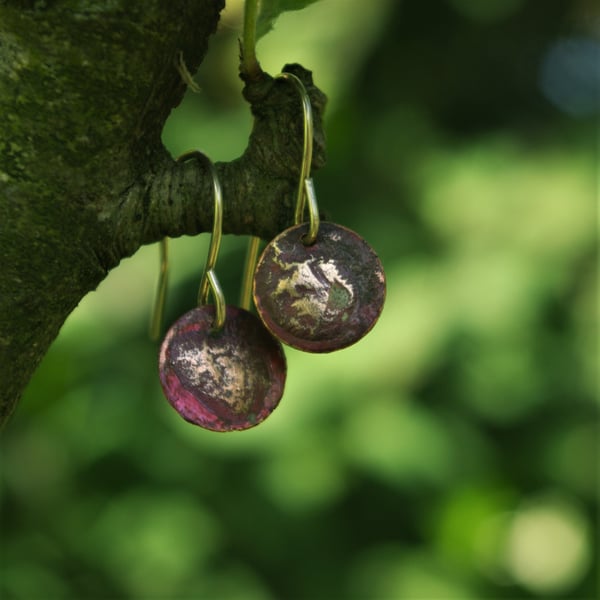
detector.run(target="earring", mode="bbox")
[252,72,386,353]
[152,151,286,432]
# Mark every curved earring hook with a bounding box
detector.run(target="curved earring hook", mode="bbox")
[149,237,169,341]
[150,151,226,336]
[240,235,260,311]
[185,152,226,331]
[275,71,320,245]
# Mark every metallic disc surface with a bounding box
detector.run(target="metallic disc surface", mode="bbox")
[159,306,286,432]
[253,222,386,352]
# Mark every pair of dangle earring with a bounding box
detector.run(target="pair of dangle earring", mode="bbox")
[151,151,286,432]
[152,72,385,433]
[251,71,386,353]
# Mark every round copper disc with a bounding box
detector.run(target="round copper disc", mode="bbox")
[159,306,286,432]
[253,222,386,352]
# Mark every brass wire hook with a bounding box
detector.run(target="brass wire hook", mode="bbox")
[238,72,321,312]
[276,71,320,245]
[190,152,226,331]
[239,235,260,311]
[149,237,169,341]
[150,151,226,338]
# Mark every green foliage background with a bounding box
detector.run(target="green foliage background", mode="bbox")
[1,1,597,598]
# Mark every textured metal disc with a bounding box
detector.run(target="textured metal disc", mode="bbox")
[159,306,286,432]
[253,222,386,352]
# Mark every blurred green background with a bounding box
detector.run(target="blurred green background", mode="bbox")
[1,0,597,598]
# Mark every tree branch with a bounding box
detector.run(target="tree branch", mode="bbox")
[109,65,326,265]
[0,1,327,426]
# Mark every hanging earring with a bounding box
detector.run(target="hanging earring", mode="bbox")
[252,72,386,353]
[155,151,286,432]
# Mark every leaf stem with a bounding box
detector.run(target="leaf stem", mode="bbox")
[241,0,262,78]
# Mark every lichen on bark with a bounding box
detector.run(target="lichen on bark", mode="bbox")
[0,0,326,426]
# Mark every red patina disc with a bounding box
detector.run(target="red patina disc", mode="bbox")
[253,222,386,353]
[159,306,286,432]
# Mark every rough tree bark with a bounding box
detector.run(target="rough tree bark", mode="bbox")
[0,0,327,426]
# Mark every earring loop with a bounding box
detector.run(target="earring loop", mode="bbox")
[150,151,226,336]
[240,235,260,311]
[187,153,226,330]
[276,72,320,245]
[236,73,319,316]
[149,237,169,341]
[181,151,226,331]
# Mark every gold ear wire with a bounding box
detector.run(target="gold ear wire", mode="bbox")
[276,71,320,245]
[192,154,226,330]
[150,151,226,339]
[240,236,260,311]
[149,237,169,341]
[238,72,321,314]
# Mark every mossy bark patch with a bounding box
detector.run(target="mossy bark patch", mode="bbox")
[0,2,327,426]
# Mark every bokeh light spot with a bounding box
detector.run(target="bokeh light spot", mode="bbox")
[540,37,600,116]
[503,494,592,594]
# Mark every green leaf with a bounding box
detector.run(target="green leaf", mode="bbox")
[256,0,323,40]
